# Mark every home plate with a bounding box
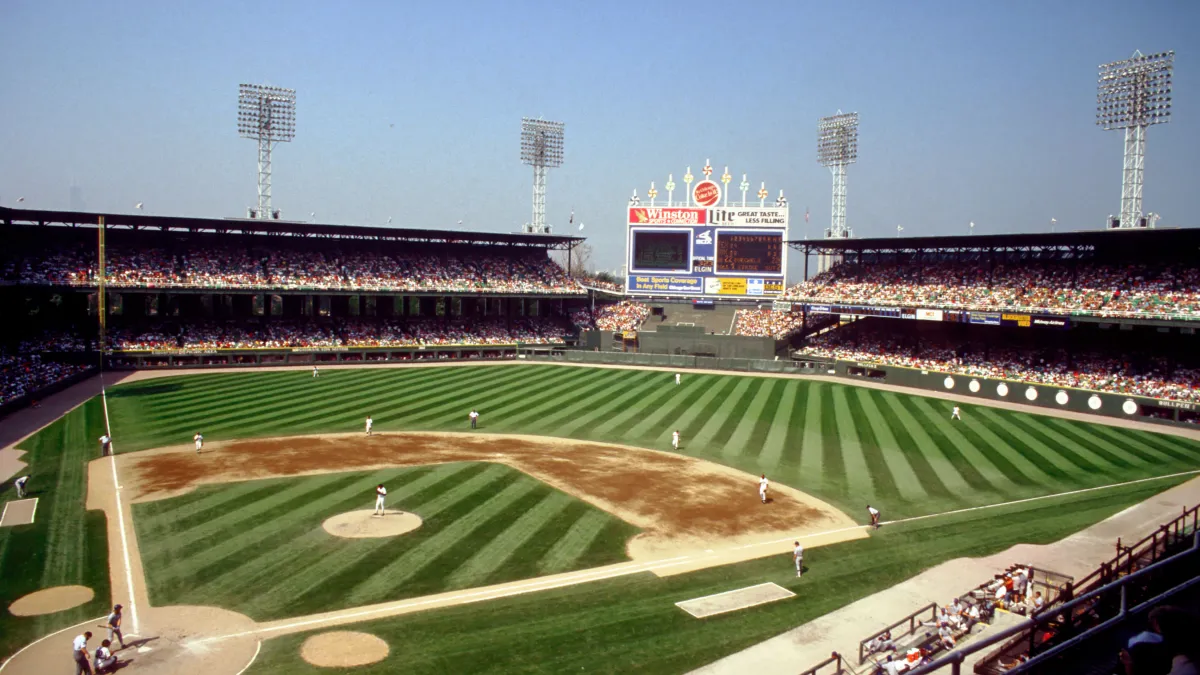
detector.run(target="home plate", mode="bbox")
[0,498,38,527]
[675,582,795,619]
[138,646,154,654]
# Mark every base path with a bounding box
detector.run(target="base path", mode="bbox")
[689,472,1200,675]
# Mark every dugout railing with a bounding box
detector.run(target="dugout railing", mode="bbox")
[856,603,939,665]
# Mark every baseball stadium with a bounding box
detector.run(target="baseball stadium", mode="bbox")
[3,7,1200,675]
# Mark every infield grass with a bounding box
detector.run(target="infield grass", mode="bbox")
[132,463,638,620]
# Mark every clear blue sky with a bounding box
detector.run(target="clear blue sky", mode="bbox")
[2,0,1198,277]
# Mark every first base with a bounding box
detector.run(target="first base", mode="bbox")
[676,582,795,619]
[0,498,38,527]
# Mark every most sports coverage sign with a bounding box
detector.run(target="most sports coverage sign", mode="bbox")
[625,201,788,299]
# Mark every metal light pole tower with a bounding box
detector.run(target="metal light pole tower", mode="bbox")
[520,118,565,234]
[1097,51,1173,229]
[238,84,296,220]
[817,112,859,240]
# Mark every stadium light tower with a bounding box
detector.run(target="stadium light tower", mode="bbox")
[520,118,565,234]
[238,84,296,220]
[1097,50,1173,229]
[817,112,859,240]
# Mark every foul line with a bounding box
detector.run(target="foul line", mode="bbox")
[193,467,1200,646]
[0,616,106,673]
[233,640,262,675]
[102,387,140,635]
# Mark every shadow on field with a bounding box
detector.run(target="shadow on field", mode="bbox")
[107,383,183,398]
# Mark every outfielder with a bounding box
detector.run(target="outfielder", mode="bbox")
[469,410,479,429]
[14,475,29,498]
[365,415,373,436]
[951,406,961,421]
[867,504,881,529]
[373,484,387,516]
[671,430,680,451]
[312,365,320,378]
[193,433,203,454]
[759,474,769,504]
[675,373,681,385]
[793,541,804,577]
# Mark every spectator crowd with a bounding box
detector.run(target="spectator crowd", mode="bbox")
[787,261,1200,320]
[8,245,584,295]
[797,330,1200,403]
[1,353,90,405]
[733,309,805,339]
[584,301,651,332]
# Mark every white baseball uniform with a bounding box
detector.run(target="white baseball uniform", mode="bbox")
[794,543,804,576]
[194,434,203,452]
[671,431,679,450]
[374,486,387,514]
[675,373,681,385]
[951,406,961,420]
[759,477,769,502]
[14,476,29,498]
[366,417,373,435]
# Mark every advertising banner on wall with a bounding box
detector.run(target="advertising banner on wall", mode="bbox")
[916,308,944,321]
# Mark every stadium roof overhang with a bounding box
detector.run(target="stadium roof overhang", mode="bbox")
[0,207,584,250]
[788,227,1200,256]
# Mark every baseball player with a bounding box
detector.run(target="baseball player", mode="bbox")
[193,433,203,454]
[72,631,93,675]
[951,406,962,421]
[675,373,681,386]
[312,365,320,378]
[373,484,387,516]
[94,640,117,674]
[365,415,373,436]
[793,541,804,577]
[868,504,881,529]
[671,430,680,451]
[469,410,479,429]
[99,434,112,456]
[759,474,769,504]
[14,475,29,498]
[104,604,127,649]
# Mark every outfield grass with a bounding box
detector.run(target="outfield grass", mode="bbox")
[0,400,112,660]
[243,478,1182,675]
[106,365,1200,520]
[132,463,639,620]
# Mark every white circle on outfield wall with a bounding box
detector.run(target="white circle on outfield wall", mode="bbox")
[969,379,981,393]
[944,376,955,389]
[1088,395,1102,410]
[1025,387,1038,401]
[1122,400,1138,415]
[997,383,1009,397]
[1055,391,1069,405]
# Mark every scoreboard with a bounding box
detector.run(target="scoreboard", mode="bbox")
[625,206,788,299]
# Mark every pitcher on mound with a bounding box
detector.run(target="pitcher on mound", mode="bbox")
[374,484,387,516]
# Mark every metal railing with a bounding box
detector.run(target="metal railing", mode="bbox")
[906,529,1200,674]
[799,651,850,675]
[858,603,938,664]
[1065,504,1198,600]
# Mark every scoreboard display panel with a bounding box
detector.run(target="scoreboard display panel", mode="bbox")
[715,231,783,275]
[625,205,788,299]
[631,230,691,272]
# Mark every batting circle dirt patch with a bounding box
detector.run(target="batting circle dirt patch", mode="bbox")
[301,631,390,667]
[322,510,423,539]
[8,585,94,616]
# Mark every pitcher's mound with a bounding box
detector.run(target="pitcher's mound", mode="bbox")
[322,510,422,539]
[9,585,94,616]
[301,631,390,667]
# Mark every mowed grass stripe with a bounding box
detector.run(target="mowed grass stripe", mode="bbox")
[755,380,801,473]
[553,372,668,438]
[38,402,102,589]
[945,410,1052,488]
[844,389,907,502]
[372,366,552,429]
[972,408,1083,479]
[1038,417,1157,469]
[830,386,876,499]
[797,383,824,479]
[1045,418,1178,468]
[869,390,954,500]
[405,366,590,428]
[1009,414,1127,475]
[623,375,727,441]
[589,374,701,438]
[637,376,740,451]
[741,380,787,462]
[682,377,756,455]
[342,477,542,605]
[511,370,649,435]
[879,392,973,495]
[721,379,778,462]
[819,385,848,496]
[445,492,574,588]
[1088,424,1200,465]
[537,510,614,575]
[907,398,1019,493]
[137,368,398,418]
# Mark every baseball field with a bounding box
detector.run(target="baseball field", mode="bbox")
[3,362,1199,674]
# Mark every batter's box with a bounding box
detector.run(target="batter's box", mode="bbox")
[0,498,39,527]
[675,582,795,619]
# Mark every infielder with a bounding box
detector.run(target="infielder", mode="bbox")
[671,430,680,451]
[193,433,203,454]
[366,415,373,436]
[14,475,29,498]
[868,504,881,529]
[675,373,681,386]
[469,410,479,429]
[793,541,804,577]
[759,474,769,504]
[99,434,112,456]
[373,484,387,516]
[951,406,962,421]
[104,604,127,649]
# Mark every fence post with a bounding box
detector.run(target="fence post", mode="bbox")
[1119,584,1128,617]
